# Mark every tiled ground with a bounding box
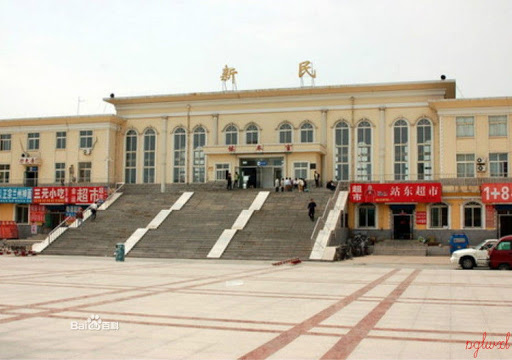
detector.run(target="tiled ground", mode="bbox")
[0,255,511,359]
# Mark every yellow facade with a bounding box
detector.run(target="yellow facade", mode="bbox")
[0,80,511,242]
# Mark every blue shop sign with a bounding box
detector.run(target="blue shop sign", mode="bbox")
[0,187,33,203]
[257,161,268,166]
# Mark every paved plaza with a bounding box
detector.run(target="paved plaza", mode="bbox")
[0,255,511,359]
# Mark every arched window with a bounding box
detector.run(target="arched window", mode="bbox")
[225,125,238,145]
[358,203,376,228]
[464,201,482,228]
[334,122,349,181]
[143,129,156,184]
[394,119,408,180]
[173,128,186,183]
[279,124,292,144]
[193,127,206,183]
[357,121,372,181]
[417,119,432,180]
[300,123,314,143]
[246,124,258,144]
[429,202,448,228]
[125,130,137,184]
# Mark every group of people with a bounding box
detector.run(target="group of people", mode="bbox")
[274,177,308,192]
[226,171,240,190]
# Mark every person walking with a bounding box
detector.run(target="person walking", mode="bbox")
[75,207,84,226]
[307,198,317,222]
[234,172,240,189]
[274,177,280,192]
[227,172,232,190]
[90,202,98,221]
[314,171,320,188]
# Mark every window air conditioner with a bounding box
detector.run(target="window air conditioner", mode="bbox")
[476,157,486,164]
[477,164,487,172]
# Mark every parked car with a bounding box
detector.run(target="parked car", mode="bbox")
[450,239,497,269]
[488,235,512,270]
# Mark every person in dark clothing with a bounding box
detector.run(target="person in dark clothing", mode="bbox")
[307,198,317,222]
[227,172,232,190]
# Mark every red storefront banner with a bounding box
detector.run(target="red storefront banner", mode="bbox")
[481,183,512,203]
[349,183,442,203]
[30,204,46,222]
[32,186,107,204]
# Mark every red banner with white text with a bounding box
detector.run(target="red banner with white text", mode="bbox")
[32,187,107,204]
[481,183,512,203]
[349,183,442,203]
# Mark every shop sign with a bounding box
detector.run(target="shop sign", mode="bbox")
[416,211,427,225]
[0,187,32,203]
[33,186,107,204]
[481,183,512,203]
[30,204,46,222]
[349,183,442,203]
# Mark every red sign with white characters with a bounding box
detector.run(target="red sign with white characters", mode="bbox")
[349,183,442,203]
[416,211,427,225]
[32,187,107,204]
[29,204,46,222]
[481,183,512,203]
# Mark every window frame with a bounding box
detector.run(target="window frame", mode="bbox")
[0,134,11,151]
[489,153,508,177]
[125,130,138,184]
[357,203,376,229]
[356,121,372,181]
[456,153,475,178]
[215,163,230,180]
[489,115,507,137]
[78,162,92,183]
[27,133,40,150]
[0,164,10,184]
[334,121,350,181]
[246,125,259,145]
[463,201,483,229]
[225,125,238,145]
[417,118,433,180]
[428,202,449,229]
[456,116,475,138]
[300,123,314,143]
[55,162,65,183]
[143,129,156,184]
[279,123,293,144]
[293,161,309,180]
[56,131,67,150]
[173,128,187,183]
[79,130,93,149]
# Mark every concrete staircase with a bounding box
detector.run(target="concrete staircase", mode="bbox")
[373,240,428,256]
[221,188,333,260]
[42,192,183,257]
[128,191,257,259]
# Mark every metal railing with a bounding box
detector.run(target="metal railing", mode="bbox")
[310,182,342,244]
[34,182,125,252]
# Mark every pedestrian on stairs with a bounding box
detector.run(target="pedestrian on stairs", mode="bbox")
[307,198,317,222]
[75,207,84,226]
[90,202,98,221]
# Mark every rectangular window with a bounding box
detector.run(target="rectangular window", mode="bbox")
[78,162,91,182]
[456,116,474,137]
[489,115,507,136]
[0,164,10,184]
[294,162,308,179]
[430,205,448,228]
[490,153,508,177]
[16,205,29,224]
[456,154,475,178]
[55,163,66,183]
[56,131,67,149]
[358,206,375,228]
[0,134,11,151]
[215,164,230,180]
[28,133,40,150]
[79,130,93,149]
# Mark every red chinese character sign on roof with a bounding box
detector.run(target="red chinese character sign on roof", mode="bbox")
[256,145,263,152]
[228,145,236,152]
[349,183,442,203]
[285,144,292,152]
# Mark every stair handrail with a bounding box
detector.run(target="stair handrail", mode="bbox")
[38,182,125,250]
[310,182,342,243]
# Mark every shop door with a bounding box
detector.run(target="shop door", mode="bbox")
[24,166,39,187]
[499,215,512,237]
[393,215,412,239]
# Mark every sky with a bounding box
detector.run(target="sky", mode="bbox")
[1,0,512,119]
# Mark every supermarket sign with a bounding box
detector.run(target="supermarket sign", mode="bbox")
[481,183,512,203]
[350,183,442,203]
[32,187,107,204]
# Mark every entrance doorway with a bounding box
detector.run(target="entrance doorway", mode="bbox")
[390,204,415,240]
[240,157,283,189]
[24,166,39,187]
[499,215,512,238]
[393,215,412,239]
